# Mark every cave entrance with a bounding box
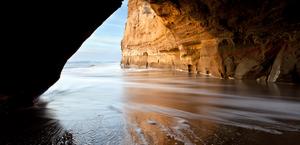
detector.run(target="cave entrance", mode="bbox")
[65,0,128,68]
[41,0,128,98]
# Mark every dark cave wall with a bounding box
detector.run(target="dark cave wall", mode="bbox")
[0,1,123,107]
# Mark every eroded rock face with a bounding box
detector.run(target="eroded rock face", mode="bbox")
[0,1,123,108]
[121,0,300,83]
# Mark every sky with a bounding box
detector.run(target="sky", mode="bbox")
[68,0,128,63]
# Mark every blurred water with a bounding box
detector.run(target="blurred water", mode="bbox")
[1,62,300,145]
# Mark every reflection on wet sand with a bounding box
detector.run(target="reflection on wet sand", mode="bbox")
[2,64,299,145]
[122,71,300,145]
[0,102,74,145]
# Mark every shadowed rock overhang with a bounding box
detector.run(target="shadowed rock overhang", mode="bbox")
[122,0,300,83]
[0,1,123,108]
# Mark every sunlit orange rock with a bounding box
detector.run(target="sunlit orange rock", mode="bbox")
[122,0,300,83]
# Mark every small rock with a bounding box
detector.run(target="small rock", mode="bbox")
[147,119,157,125]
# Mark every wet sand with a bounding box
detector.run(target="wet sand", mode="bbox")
[1,63,300,145]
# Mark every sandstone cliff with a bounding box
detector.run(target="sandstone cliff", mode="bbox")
[121,0,300,83]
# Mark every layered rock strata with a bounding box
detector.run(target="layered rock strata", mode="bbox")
[122,0,300,83]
